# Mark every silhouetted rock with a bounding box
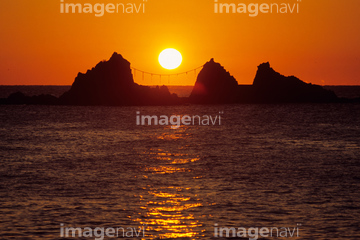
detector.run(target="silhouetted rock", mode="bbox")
[59,52,180,105]
[190,58,238,104]
[30,94,59,105]
[0,55,343,106]
[190,59,338,104]
[252,62,338,103]
[7,92,28,104]
[4,92,58,105]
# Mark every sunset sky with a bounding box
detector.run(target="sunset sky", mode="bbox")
[1,0,359,86]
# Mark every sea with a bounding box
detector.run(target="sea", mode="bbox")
[0,86,360,240]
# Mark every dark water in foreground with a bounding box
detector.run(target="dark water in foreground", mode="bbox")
[0,104,359,239]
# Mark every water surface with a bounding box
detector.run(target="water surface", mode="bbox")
[0,104,359,239]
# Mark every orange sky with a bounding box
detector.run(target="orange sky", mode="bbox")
[0,0,359,86]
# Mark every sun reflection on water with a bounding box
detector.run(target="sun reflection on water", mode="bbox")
[132,129,204,239]
[133,186,204,239]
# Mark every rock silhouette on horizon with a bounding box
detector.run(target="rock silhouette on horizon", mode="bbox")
[1,52,347,105]
[59,52,180,105]
[190,59,338,104]
[190,58,239,104]
[2,91,58,105]
[252,62,337,103]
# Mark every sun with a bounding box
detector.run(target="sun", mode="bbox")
[158,48,182,70]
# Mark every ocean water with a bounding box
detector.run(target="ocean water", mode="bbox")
[0,103,360,240]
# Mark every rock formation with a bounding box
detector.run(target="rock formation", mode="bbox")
[190,59,338,104]
[1,54,342,105]
[2,92,58,105]
[59,52,180,105]
[252,62,338,103]
[190,58,239,104]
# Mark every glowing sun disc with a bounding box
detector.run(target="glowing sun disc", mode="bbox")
[158,48,182,70]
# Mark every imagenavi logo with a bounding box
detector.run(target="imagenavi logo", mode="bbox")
[214,0,301,17]
[136,111,224,127]
[60,0,148,17]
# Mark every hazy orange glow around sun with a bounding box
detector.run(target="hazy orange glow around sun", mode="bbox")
[0,0,359,86]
